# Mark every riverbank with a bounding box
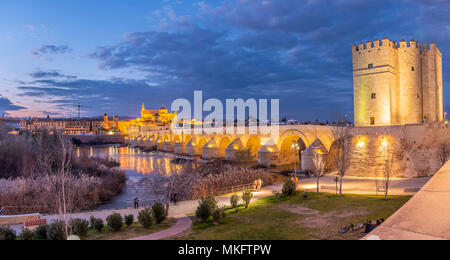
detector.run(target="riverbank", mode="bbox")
[8,174,430,234]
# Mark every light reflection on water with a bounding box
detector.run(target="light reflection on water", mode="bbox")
[77,145,185,210]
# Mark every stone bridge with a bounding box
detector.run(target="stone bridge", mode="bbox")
[126,125,335,169]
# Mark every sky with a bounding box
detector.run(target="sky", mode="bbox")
[0,0,449,121]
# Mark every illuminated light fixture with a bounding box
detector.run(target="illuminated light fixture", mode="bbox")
[233,146,239,150]
[357,140,365,148]
[267,147,273,152]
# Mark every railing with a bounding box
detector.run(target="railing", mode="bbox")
[0,207,4,215]
[214,183,255,196]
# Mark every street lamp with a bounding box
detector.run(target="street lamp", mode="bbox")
[291,141,300,182]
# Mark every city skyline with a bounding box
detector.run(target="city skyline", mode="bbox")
[0,0,449,121]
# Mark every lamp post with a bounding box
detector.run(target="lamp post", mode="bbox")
[292,141,299,182]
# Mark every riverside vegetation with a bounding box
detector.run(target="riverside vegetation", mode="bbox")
[0,124,126,214]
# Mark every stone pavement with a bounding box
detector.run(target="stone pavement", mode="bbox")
[363,161,450,240]
[8,175,430,236]
[128,217,192,240]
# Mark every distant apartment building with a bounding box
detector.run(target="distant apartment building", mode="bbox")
[20,118,106,135]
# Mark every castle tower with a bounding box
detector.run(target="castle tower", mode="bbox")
[352,38,400,126]
[352,38,443,127]
[398,39,423,124]
[421,43,443,122]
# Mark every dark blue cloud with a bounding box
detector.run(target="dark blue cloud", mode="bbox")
[32,45,72,57]
[29,70,77,79]
[0,95,26,114]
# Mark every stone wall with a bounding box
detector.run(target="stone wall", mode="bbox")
[347,123,450,178]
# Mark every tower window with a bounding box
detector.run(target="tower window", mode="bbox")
[368,64,374,69]
[370,117,375,125]
[371,93,377,99]
[412,66,415,71]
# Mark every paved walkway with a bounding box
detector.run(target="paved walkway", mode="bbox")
[8,175,430,237]
[128,217,192,240]
[363,161,450,240]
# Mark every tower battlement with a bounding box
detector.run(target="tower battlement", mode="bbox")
[352,38,443,127]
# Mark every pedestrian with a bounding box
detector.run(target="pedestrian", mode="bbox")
[173,193,178,206]
[257,178,263,191]
[254,179,258,191]
[134,197,140,209]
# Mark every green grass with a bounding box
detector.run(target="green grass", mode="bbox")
[83,218,177,240]
[179,193,411,240]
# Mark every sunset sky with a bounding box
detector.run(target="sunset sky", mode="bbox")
[0,0,449,120]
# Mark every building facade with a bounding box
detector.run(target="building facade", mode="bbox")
[118,104,177,136]
[20,118,105,135]
[352,38,443,127]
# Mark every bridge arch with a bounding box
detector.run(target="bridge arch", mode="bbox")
[278,129,310,165]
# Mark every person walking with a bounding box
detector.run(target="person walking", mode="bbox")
[257,178,263,191]
[134,197,140,209]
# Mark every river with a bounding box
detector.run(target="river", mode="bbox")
[77,145,189,210]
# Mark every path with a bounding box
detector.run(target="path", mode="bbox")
[128,217,192,240]
[8,175,430,235]
[363,161,450,240]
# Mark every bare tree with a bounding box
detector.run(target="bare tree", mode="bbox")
[54,134,73,238]
[312,149,327,195]
[438,142,450,166]
[379,138,394,200]
[330,125,352,197]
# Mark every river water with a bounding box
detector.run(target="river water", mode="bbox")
[77,145,187,210]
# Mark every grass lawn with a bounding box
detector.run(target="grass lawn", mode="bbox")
[83,218,177,240]
[179,192,411,240]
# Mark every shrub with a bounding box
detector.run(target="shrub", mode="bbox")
[124,214,134,227]
[212,208,227,224]
[71,218,89,237]
[0,226,17,240]
[152,203,166,224]
[106,213,123,232]
[47,221,66,240]
[90,217,104,232]
[282,179,296,197]
[18,229,35,240]
[195,195,218,222]
[138,208,153,228]
[230,194,239,210]
[35,224,48,240]
[242,190,253,208]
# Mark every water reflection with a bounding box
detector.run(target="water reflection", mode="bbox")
[77,145,183,178]
[76,145,185,210]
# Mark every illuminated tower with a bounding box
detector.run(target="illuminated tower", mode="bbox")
[352,38,443,127]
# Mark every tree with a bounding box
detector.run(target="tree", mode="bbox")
[312,149,327,195]
[438,142,450,166]
[379,138,394,200]
[330,125,352,197]
[54,134,74,239]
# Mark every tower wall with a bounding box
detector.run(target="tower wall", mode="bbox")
[398,40,423,124]
[422,43,443,122]
[353,39,399,126]
[353,38,443,127]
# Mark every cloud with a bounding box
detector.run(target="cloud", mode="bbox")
[29,70,77,79]
[17,76,176,117]
[32,45,73,58]
[0,95,26,114]
[15,0,450,120]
